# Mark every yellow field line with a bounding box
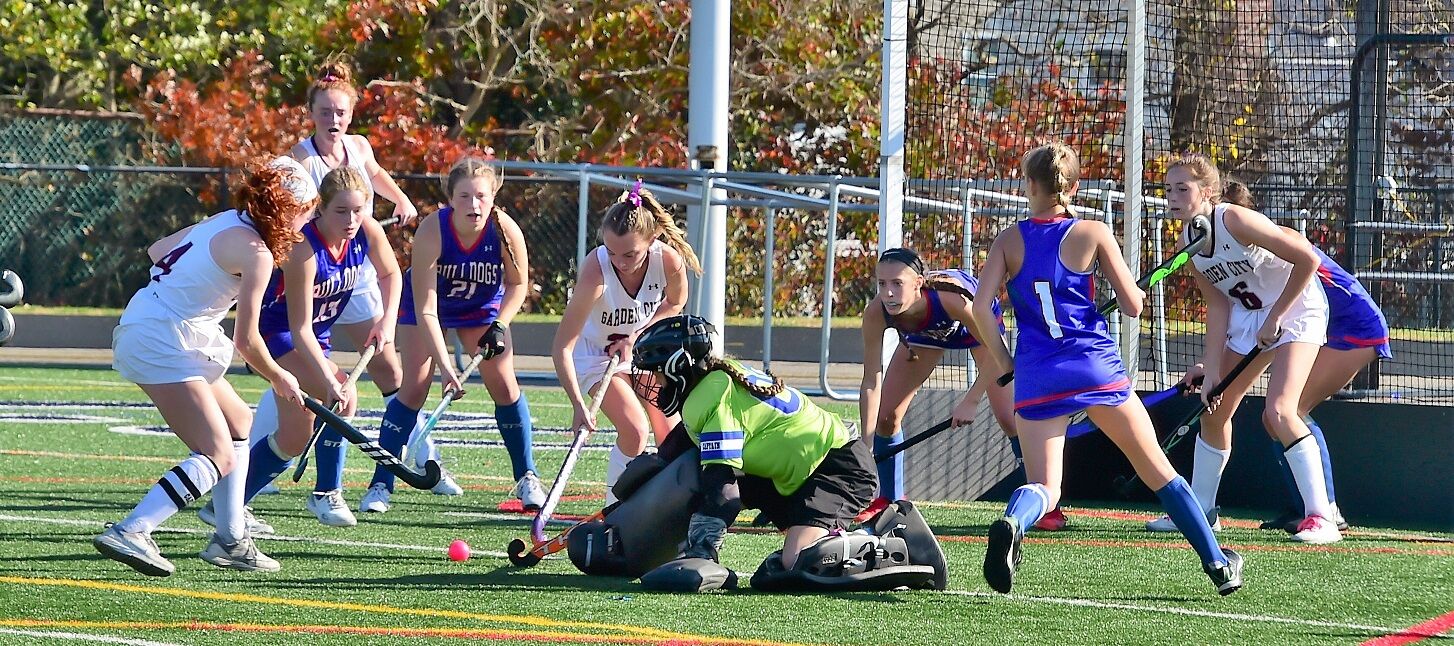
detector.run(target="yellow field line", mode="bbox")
[0,619,813,646]
[0,577,766,643]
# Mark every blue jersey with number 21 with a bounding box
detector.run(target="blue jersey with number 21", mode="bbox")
[1005,217,1129,421]
[399,207,505,328]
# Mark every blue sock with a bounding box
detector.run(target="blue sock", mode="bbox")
[373,398,420,492]
[312,424,346,492]
[1304,415,1337,503]
[243,436,293,503]
[874,432,904,500]
[496,396,536,480]
[1156,476,1227,566]
[1008,435,1027,484]
[1005,483,1050,532]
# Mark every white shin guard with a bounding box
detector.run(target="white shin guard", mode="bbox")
[1191,435,1231,513]
[250,390,280,448]
[605,445,633,507]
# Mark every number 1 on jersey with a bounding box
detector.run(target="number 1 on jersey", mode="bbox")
[1033,281,1064,339]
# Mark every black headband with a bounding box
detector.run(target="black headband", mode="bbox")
[878,247,925,275]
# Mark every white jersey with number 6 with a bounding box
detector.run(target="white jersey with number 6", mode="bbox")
[572,240,667,389]
[1191,203,1327,354]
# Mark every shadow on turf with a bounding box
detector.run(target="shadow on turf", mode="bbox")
[250,565,937,601]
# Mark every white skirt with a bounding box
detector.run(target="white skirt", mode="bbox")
[1225,303,1327,356]
[113,315,233,385]
[336,271,383,326]
[571,339,631,393]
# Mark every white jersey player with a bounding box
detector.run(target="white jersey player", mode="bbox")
[246,59,440,498]
[1147,153,1342,545]
[293,60,414,385]
[552,185,702,504]
[1191,203,1327,355]
[96,157,314,577]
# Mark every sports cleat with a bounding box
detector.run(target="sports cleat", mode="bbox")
[431,469,464,496]
[853,496,892,524]
[1203,548,1244,596]
[514,471,547,510]
[1268,505,1350,533]
[1261,507,1302,532]
[1291,514,1342,544]
[199,533,280,572]
[305,489,357,527]
[198,501,275,536]
[983,516,1023,594]
[1146,506,1222,533]
[359,482,392,513]
[257,481,281,495]
[94,525,175,577]
[1033,507,1068,531]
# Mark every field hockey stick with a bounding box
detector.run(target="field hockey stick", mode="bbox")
[1113,346,1264,496]
[1065,377,1204,439]
[302,397,443,490]
[507,508,608,568]
[874,417,953,463]
[404,341,491,462]
[529,354,621,544]
[996,215,1212,388]
[292,344,377,482]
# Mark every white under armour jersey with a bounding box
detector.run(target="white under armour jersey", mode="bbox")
[1191,203,1326,314]
[120,210,255,326]
[297,135,377,287]
[580,240,668,348]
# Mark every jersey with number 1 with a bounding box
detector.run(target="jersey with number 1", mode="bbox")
[399,207,505,328]
[257,221,368,342]
[1191,203,1325,315]
[1005,217,1128,418]
[681,362,857,496]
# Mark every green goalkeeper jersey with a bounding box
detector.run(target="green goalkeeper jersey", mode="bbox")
[681,361,856,495]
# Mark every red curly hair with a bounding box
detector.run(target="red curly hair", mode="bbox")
[235,160,311,266]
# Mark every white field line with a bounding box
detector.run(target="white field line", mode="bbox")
[0,513,509,559]
[0,628,185,646]
[942,590,1400,635]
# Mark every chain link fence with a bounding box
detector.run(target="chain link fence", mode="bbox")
[904,0,1453,403]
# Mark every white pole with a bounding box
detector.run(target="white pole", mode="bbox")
[687,0,730,335]
[879,0,909,368]
[1123,0,1147,384]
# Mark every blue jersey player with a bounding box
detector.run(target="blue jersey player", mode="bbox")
[974,141,1243,596]
[361,157,545,515]
[858,249,1035,524]
[204,166,401,537]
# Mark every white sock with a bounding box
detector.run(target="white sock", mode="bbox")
[1284,436,1334,520]
[117,454,221,534]
[407,408,440,468]
[212,440,249,543]
[605,445,632,506]
[250,390,279,448]
[1190,435,1231,513]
